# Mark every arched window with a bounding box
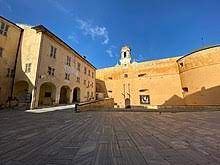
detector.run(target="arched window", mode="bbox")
[124,52,127,58]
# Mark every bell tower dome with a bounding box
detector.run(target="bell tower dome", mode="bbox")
[120,46,131,67]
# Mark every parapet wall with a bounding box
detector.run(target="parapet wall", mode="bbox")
[78,98,114,111]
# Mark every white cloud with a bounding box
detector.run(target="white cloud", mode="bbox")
[67,32,79,44]
[48,0,72,14]
[76,18,109,45]
[48,1,110,45]
[106,45,116,58]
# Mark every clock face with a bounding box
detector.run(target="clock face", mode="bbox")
[140,95,150,104]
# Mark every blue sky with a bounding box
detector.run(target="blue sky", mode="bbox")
[1,0,220,68]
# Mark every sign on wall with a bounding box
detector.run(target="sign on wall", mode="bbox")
[140,95,150,104]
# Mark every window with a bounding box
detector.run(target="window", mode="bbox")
[77,62,81,71]
[25,63,32,73]
[108,90,112,93]
[66,56,71,66]
[0,22,9,36]
[11,69,14,78]
[138,73,146,77]
[180,62,184,67]
[52,68,55,76]
[65,73,70,80]
[124,52,126,58]
[182,87,188,93]
[72,57,76,67]
[124,74,128,78]
[92,72,94,78]
[84,80,86,85]
[87,81,90,87]
[50,46,57,58]
[84,67,87,74]
[48,67,55,76]
[76,77,80,83]
[48,67,52,75]
[88,70,91,76]
[0,47,3,57]
[108,77,112,80]
[139,89,148,92]
[6,68,14,78]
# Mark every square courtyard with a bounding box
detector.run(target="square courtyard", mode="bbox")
[0,109,220,165]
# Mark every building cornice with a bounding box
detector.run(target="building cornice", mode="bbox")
[177,45,220,62]
[0,15,23,31]
[32,25,96,70]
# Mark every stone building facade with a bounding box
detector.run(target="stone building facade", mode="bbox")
[0,16,96,109]
[0,16,23,107]
[177,46,220,105]
[96,45,220,108]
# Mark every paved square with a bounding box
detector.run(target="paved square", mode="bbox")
[0,109,220,165]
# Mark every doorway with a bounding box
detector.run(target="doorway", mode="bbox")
[125,98,131,108]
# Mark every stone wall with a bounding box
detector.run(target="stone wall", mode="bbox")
[78,98,114,111]
[0,17,23,107]
[97,45,220,107]
[96,57,184,107]
[177,46,220,105]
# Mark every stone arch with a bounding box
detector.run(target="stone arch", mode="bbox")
[72,87,80,103]
[13,81,31,103]
[59,86,71,104]
[38,82,56,106]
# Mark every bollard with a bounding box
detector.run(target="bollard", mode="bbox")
[75,103,78,113]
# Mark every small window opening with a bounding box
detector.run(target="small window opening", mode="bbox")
[124,74,128,78]
[138,73,146,77]
[182,87,188,93]
[139,89,148,92]
[124,52,126,58]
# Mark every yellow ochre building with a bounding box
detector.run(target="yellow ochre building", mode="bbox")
[0,16,96,109]
[96,45,220,108]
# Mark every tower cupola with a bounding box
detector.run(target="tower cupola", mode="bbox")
[120,46,131,67]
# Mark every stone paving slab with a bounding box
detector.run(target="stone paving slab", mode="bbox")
[0,109,220,165]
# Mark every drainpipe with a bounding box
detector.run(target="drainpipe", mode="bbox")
[10,28,24,102]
